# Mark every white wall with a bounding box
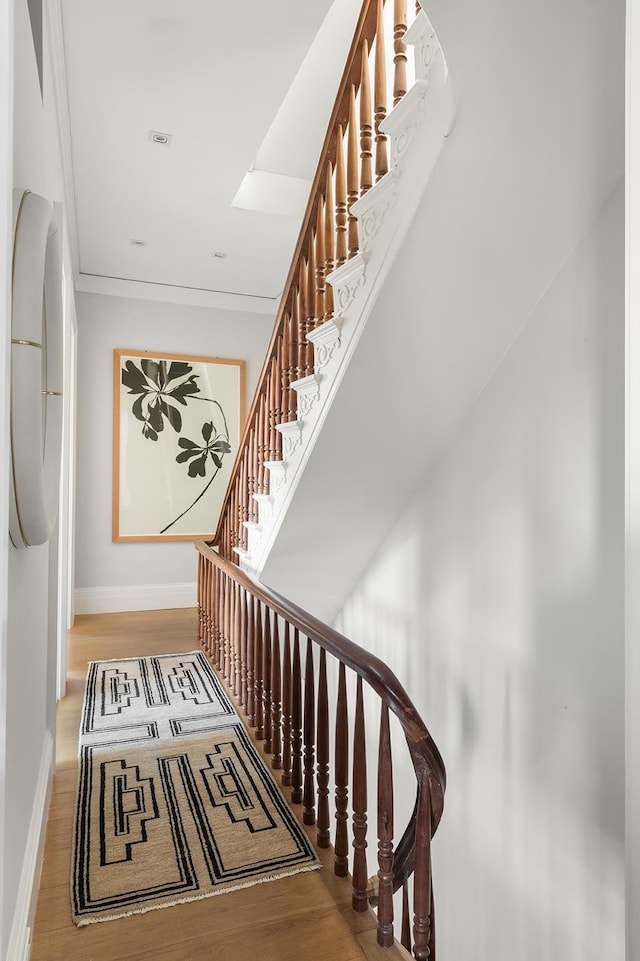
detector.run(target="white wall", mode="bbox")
[262,0,624,622]
[336,184,625,960]
[74,291,272,612]
[3,0,75,956]
[0,0,14,949]
[628,3,640,956]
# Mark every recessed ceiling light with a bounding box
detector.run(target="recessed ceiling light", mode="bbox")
[212,251,227,259]
[131,239,147,247]
[149,130,172,145]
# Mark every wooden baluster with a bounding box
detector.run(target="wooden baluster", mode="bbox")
[303,638,316,825]
[198,554,205,648]
[201,557,208,652]
[290,291,301,394]
[239,586,248,709]
[271,615,282,768]
[212,566,218,656]
[246,425,255,519]
[206,559,213,654]
[413,771,433,961]
[234,582,242,697]
[258,394,267,493]
[223,574,232,683]
[298,260,310,377]
[248,426,258,522]
[246,593,255,725]
[317,648,330,848]
[201,555,208,651]
[238,456,246,550]
[281,313,292,428]
[263,607,272,753]
[307,234,317,341]
[429,879,436,961]
[324,163,335,323]
[334,662,349,875]
[374,0,389,180]
[377,700,394,947]
[229,576,236,683]
[220,518,227,560]
[352,676,368,911]
[219,568,226,672]
[335,125,348,269]
[254,598,264,739]
[212,565,218,656]
[215,568,223,671]
[315,199,326,330]
[197,553,203,645]
[231,581,239,689]
[360,40,373,195]
[229,485,237,553]
[266,363,276,463]
[393,0,408,106]
[291,629,303,803]
[274,343,283,459]
[347,86,360,256]
[282,622,292,786]
[402,882,412,955]
[243,452,250,545]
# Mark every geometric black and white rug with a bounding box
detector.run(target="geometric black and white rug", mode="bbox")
[71,651,320,925]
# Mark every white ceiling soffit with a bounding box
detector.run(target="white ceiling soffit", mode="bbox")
[60,0,361,311]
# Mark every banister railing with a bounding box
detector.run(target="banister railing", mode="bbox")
[214,0,419,559]
[196,542,446,959]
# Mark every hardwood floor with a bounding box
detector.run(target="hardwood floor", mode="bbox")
[29,609,385,961]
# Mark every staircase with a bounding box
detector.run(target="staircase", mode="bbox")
[197,2,452,958]
[214,0,454,580]
[196,545,445,960]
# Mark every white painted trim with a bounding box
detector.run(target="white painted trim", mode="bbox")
[0,0,14,947]
[74,582,197,614]
[43,0,80,278]
[6,731,53,961]
[238,44,453,579]
[75,273,279,316]
[626,3,640,958]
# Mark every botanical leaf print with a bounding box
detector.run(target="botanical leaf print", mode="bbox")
[122,359,200,441]
[121,355,233,535]
[176,423,232,477]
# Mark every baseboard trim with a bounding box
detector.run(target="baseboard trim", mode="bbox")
[6,730,54,961]
[74,582,197,614]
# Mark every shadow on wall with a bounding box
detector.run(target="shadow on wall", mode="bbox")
[334,183,625,961]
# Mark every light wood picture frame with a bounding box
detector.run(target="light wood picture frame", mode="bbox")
[113,349,245,542]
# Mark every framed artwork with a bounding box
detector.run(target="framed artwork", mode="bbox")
[113,349,245,542]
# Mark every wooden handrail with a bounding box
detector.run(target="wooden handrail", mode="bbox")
[198,542,445,783]
[196,541,445,957]
[214,0,414,556]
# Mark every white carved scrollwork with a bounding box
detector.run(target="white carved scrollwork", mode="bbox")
[392,92,427,165]
[291,374,321,419]
[264,461,287,496]
[418,30,437,80]
[351,172,400,255]
[307,319,342,372]
[327,254,367,317]
[276,421,303,460]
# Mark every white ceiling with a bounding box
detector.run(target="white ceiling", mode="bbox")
[60,0,362,311]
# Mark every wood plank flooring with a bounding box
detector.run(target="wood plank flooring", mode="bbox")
[29,609,383,961]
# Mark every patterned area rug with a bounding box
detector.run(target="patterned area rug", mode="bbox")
[71,651,320,926]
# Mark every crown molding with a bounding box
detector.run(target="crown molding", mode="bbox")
[43,0,80,279]
[75,272,279,316]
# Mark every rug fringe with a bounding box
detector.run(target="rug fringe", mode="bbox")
[74,861,322,927]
